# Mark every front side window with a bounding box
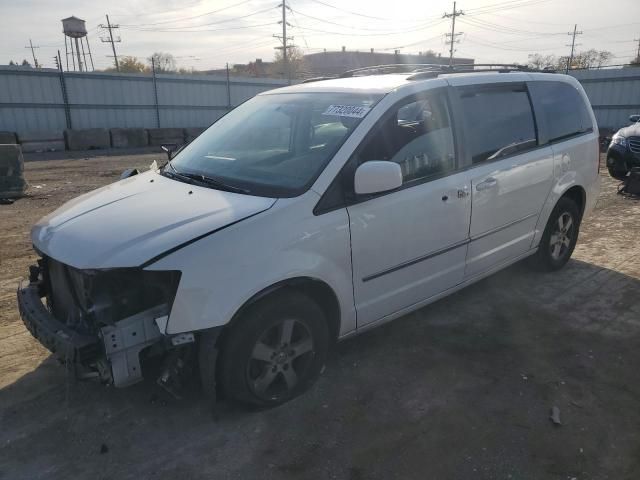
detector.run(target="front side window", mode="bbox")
[529,81,593,143]
[458,86,537,164]
[170,92,381,197]
[356,91,456,183]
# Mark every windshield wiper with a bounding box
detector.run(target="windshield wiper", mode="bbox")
[179,172,251,194]
[162,161,250,194]
[161,161,198,184]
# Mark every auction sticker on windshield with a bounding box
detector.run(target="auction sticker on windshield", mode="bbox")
[323,104,371,118]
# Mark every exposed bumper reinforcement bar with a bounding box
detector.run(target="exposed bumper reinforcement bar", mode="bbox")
[17,281,100,363]
[18,277,170,388]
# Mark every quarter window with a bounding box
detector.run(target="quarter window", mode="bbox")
[357,92,456,183]
[458,86,537,164]
[529,81,593,143]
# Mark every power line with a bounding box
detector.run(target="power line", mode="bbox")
[443,1,464,66]
[566,24,583,73]
[305,0,389,21]
[458,16,565,37]
[25,39,40,68]
[289,21,443,37]
[117,0,252,27]
[122,22,278,34]
[465,0,552,16]
[99,15,121,72]
[120,4,275,30]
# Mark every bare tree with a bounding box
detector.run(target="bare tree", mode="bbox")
[527,53,557,70]
[557,49,614,70]
[269,47,306,79]
[148,52,177,73]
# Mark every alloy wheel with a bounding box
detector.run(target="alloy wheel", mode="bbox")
[549,212,574,261]
[247,318,315,401]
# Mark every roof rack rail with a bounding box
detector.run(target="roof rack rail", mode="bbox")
[339,64,447,78]
[302,76,336,83]
[337,63,556,80]
[411,63,556,79]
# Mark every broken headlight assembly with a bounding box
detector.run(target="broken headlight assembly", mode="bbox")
[44,257,181,334]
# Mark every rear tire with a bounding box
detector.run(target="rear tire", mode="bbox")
[530,197,581,272]
[219,291,329,408]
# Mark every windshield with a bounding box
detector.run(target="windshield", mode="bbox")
[169,92,382,197]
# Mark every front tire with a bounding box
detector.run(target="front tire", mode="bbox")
[219,291,329,408]
[530,197,581,272]
[607,165,627,181]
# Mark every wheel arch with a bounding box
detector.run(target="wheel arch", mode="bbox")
[561,184,586,219]
[222,276,342,345]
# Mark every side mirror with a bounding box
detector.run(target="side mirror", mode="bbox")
[161,143,179,160]
[630,114,640,124]
[354,161,403,195]
[120,168,139,180]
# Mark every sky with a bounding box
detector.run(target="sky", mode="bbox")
[1,0,639,71]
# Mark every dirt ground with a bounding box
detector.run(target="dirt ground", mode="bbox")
[1,152,639,480]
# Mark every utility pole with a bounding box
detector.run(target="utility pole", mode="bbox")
[99,15,121,72]
[635,37,640,61]
[566,24,583,73]
[25,39,40,68]
[443,2,464,66]
[274,1,294,83]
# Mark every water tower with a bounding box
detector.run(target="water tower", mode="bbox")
[62,16,94,72]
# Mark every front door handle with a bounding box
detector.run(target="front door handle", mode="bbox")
[476,177,498,191]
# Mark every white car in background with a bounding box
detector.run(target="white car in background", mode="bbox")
[18,65,600,408]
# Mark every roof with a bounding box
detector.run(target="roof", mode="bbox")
[261,74,414,95]
[261,69,576,96]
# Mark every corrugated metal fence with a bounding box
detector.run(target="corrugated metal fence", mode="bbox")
[1,66,638,135]
[0,66,288,135]
[569,68,640,130]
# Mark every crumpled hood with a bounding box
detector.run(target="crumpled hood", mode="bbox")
[32,170,276,269]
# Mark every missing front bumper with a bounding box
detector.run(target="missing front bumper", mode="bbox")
[18,278,170,387]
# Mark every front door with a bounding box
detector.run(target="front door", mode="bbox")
[451,83,555,277]
[346,89,471,326]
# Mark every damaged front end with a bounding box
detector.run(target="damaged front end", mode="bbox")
[17,257,185,388]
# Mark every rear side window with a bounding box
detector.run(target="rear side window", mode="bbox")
[529,81,593,143]
[457,86,537,164]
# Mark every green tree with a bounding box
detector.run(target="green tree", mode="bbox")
[118,56,147,73]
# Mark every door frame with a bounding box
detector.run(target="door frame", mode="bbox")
[313,85,467,215]
[447,81,543,171]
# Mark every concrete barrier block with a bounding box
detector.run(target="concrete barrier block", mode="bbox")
[110,128,149,148]
[20,140,66,153]
[184,127,206,143]
[0,144,27,198]
[17,130,64,143]
[0,132,17,144]
[148,128,185,146]
[65,128,111,151]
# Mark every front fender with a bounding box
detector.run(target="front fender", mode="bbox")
[146,193,356,337]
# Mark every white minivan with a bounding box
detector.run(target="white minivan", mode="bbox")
[18,66,600,407]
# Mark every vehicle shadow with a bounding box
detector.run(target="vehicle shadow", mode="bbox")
[2,258,640,480]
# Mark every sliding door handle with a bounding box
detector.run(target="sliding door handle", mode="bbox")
[476,177,498,191]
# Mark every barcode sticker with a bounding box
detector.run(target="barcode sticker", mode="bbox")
[322,105,371,118]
